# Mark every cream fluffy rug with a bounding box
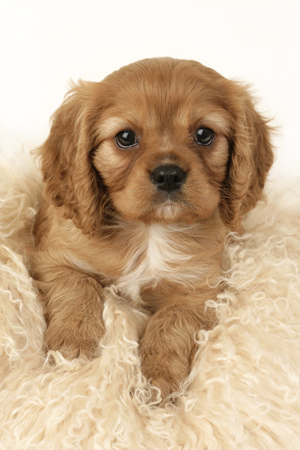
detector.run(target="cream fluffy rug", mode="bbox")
[1,156,300,450]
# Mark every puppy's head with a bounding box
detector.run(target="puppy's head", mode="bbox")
[38,58,274,233]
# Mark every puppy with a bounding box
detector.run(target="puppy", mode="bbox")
[32,58,274,400]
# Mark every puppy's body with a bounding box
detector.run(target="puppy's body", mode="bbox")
[32,58,274,399]
[35,204,224,304]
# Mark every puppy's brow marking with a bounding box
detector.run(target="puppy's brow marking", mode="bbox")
[98,117,131,139]
[197,113,232,134]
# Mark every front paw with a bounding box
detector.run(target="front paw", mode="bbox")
[45,315,105,360]
[140,342,190,402]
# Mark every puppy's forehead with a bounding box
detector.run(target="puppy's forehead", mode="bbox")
[98,58,232,135]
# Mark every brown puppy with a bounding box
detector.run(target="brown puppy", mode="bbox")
[32,58,274,400]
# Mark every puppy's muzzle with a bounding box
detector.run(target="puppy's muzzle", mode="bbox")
[151,164,187,192]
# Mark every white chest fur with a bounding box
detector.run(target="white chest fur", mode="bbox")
[117,223,206,304]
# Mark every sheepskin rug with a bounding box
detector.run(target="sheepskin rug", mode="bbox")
[1,155,300,450]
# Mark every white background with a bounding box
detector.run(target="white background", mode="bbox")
[0,0,299,180]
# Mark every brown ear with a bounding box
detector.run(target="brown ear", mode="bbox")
[37,81,105,234]
[219,85,274,230]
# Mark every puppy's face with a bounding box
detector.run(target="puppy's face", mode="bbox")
[93,63,232,224]
[39,58,274,232]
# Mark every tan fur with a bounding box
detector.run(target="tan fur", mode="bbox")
[31,57,274,400]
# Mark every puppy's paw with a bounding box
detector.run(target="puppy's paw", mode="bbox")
[140,345,189,402]
[45,316,105,360]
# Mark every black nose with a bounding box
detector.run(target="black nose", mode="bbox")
[151,164,187,192]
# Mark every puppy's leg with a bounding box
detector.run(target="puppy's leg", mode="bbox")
[37,266,105,359]
[140,301,212,400]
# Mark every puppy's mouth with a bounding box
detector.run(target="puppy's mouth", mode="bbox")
[141,194,199,224]
[153,199,185,217]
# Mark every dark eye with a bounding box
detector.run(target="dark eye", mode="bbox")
[195,128,215,146]
[115,130,138,149]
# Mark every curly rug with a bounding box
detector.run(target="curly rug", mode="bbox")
[1,156,300,450]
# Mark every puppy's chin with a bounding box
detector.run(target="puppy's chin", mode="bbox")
[119,201,201,226]
[145,202,198,225]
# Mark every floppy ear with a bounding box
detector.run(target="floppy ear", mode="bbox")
[37,81,105,234]
[219,85,274,230]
